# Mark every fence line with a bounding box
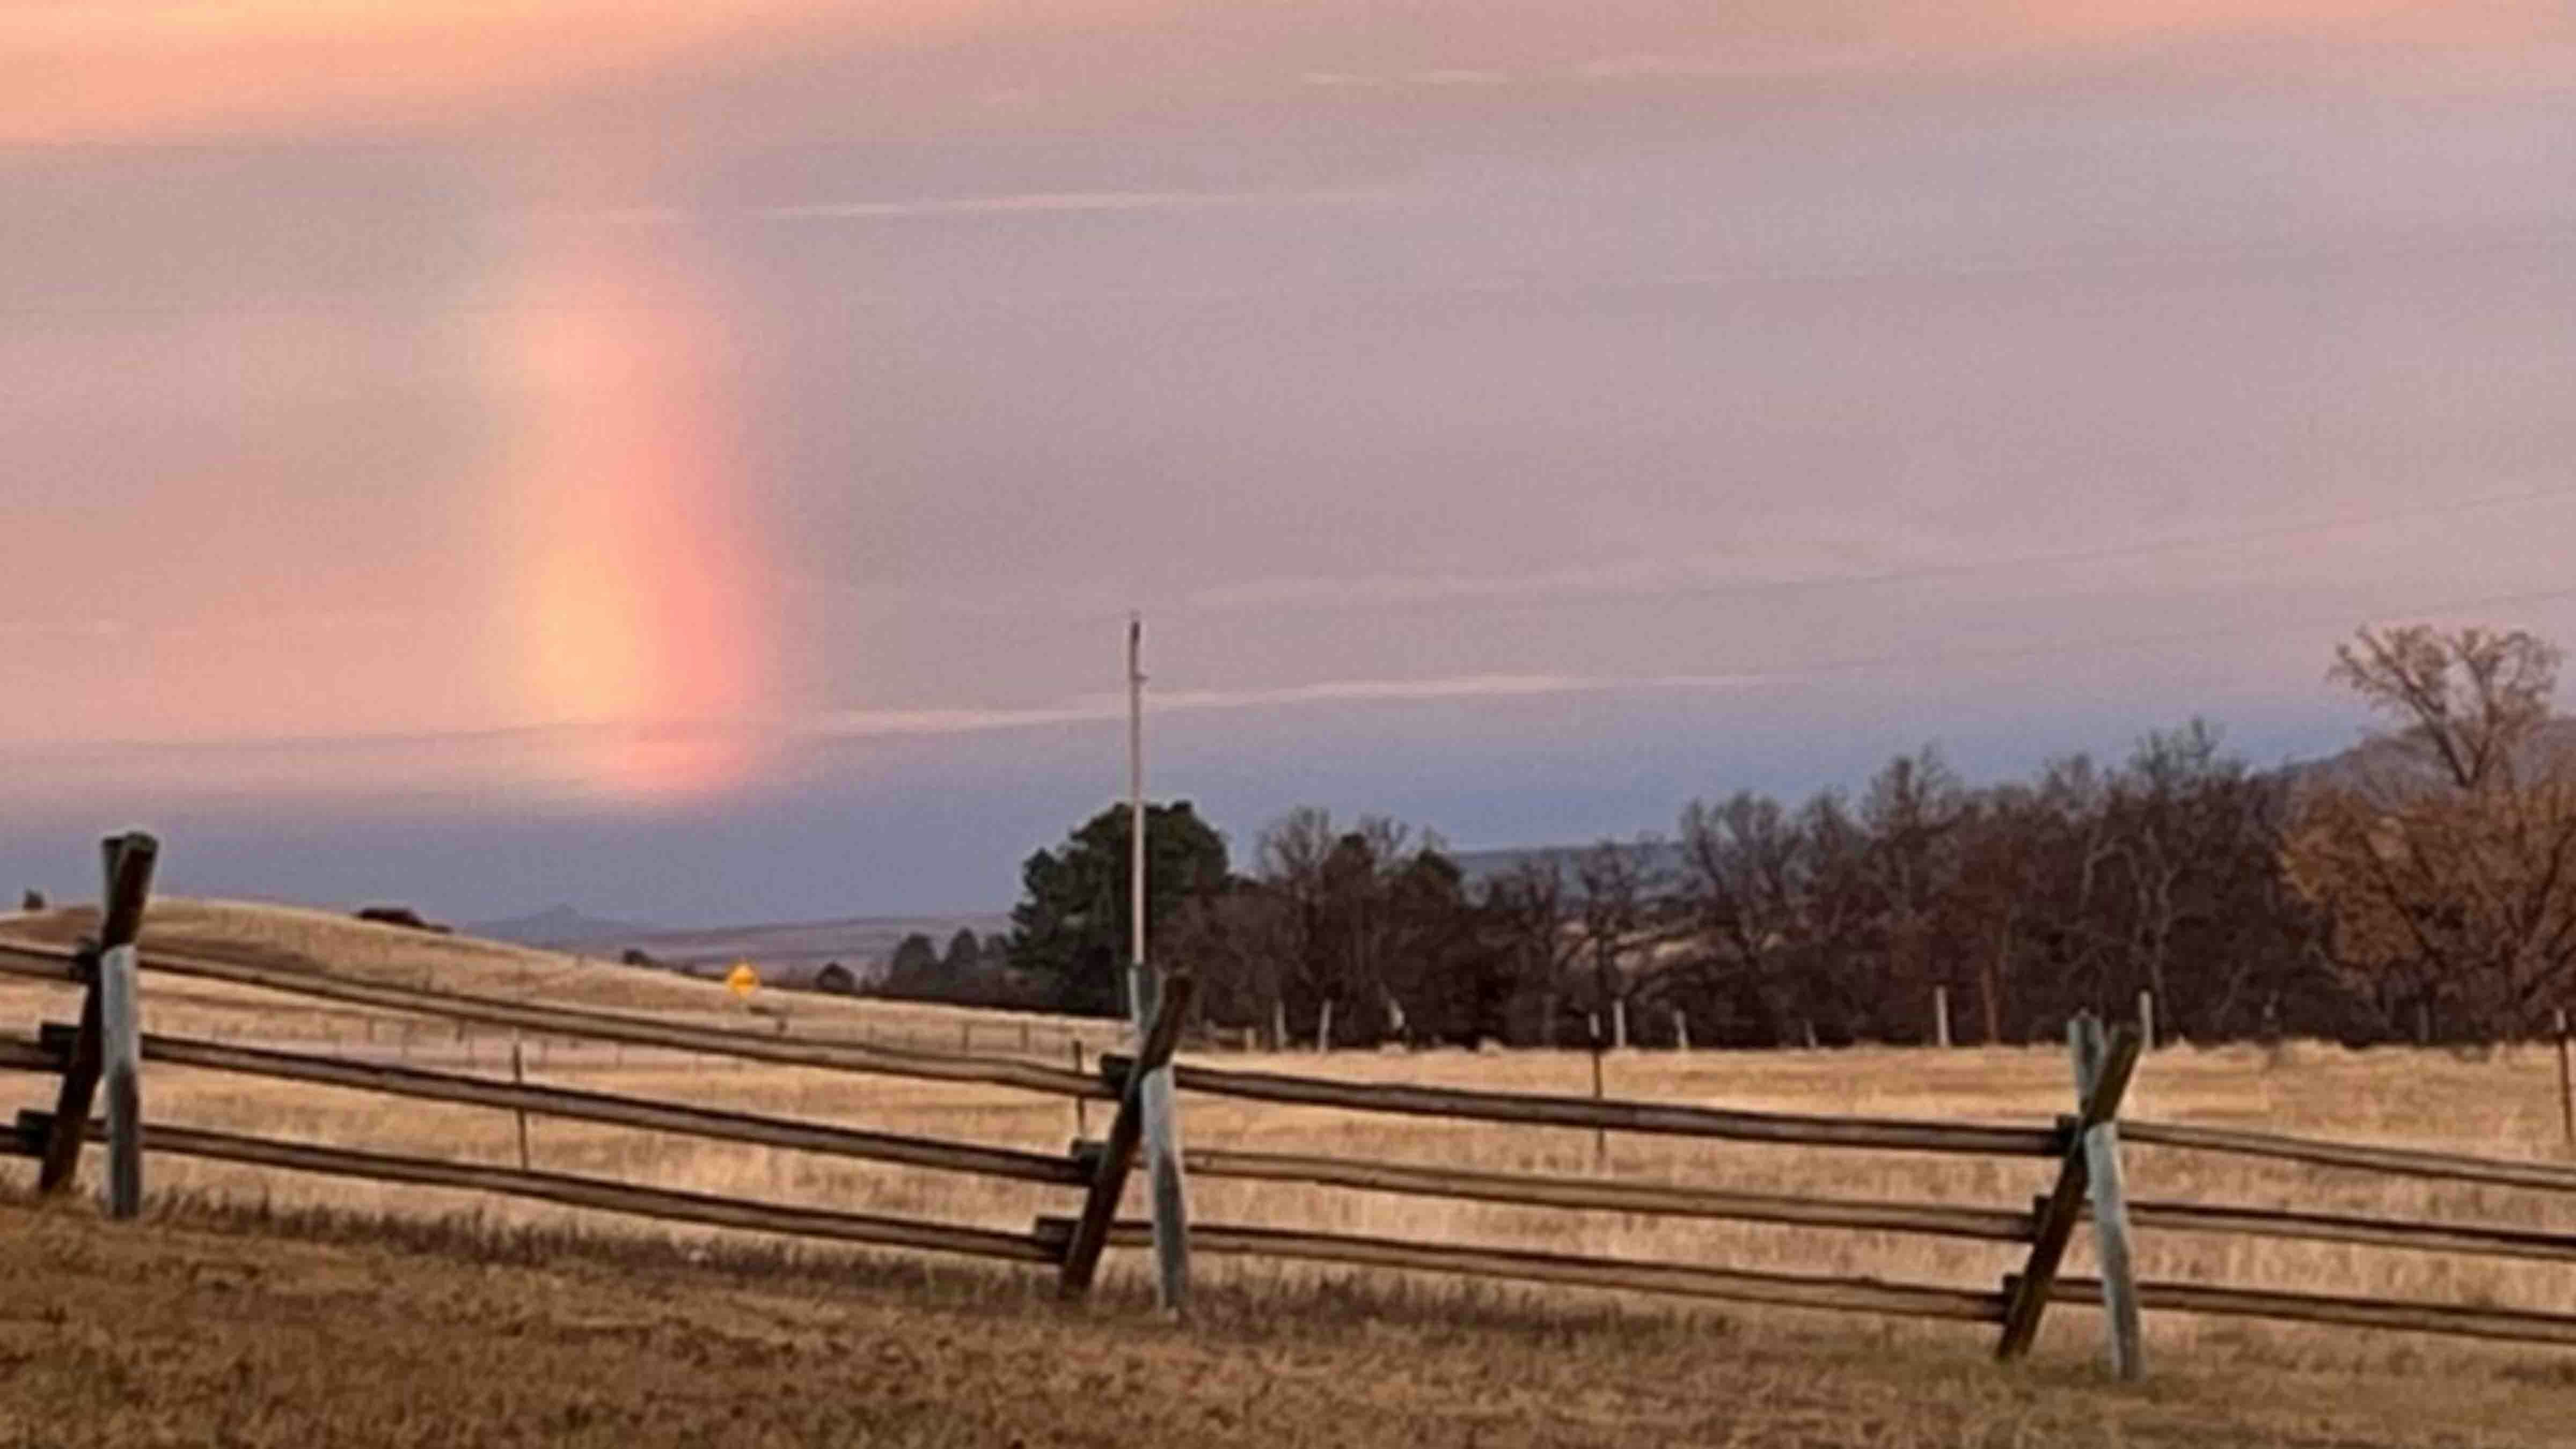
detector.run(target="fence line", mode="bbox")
[2118,1199,2576,1265]
[8,1024,1089,1188]
[18,831,2576,1372]
[5,935,2065,1157]
[1182,1147,2038,1241]
[1141,1057,2064,1157]
[9,1111,1057,1265]
[1035,1216,2011,1322]
[0,939,1107,1100]
[2050,1275,2576,1349]
[2123,1119,2576,1194]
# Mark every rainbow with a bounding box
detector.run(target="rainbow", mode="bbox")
[482,206,772,801]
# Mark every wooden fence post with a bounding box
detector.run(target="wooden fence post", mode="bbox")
[2071,1015,2144,1379]
[1134,964,1191,1313]
[1072,1039,1088,1136]
[2139,990,2157,1052]
[1935,986,1952,1050]
[1996,1016,2140,1365]
[2557,1007,2572,1150]
[510,1031,532,1172]
[1058,971,1196,1301]
[1589,1024,1607,1168]
[1672,1007,1690,1053]
[40,832,158,1206]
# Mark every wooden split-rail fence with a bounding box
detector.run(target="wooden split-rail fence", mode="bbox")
[12,833,2576,1376]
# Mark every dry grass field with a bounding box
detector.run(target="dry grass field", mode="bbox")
[5,901,2576,1444]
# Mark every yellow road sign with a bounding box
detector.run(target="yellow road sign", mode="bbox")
[726,961,758,998]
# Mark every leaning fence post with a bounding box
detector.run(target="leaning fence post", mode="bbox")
[1997,1015,2140,1365]
[40,832,158,1206]
[1058,971,1196,1302]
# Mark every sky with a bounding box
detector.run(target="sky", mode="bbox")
[4,3,2574,923]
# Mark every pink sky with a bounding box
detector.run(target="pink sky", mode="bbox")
[3,2,2573,914]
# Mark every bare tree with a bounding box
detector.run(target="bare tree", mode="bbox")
[1674,793,1812,1044]
[1481,858,1587,1045]
[2289,626,2576,1038]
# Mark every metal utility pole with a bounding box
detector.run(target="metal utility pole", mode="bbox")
[1128,614,1191,1311]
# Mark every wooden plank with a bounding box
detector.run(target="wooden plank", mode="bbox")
[1058,972,1195,1298]
[2072,1016,2143,1380]
[33,979,103,1195]
[38,833,156,1195]
[0,947,78,984]
[2121,1119,2576,1195]
[1140,1061,2062,1157]
[12,1111,1056,1264]
[2051,1275,2576,1349]
[1183,1147,2037,1241]
[25,1025,1089,1188]
[1034,1216,2005,1323]
[1996,1021,2140,1361]
[0,939,1110,1100]
[0,1038,58,1072]
[98,943,142,1219]
[2117,1199,2576,1265]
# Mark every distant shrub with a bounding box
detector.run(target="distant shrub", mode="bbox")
[355,905,450,934]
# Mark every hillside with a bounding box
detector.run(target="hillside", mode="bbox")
[608,913,1015,983]
[466,905,663,949]
[467,905,1014,989]
[0,896,1122,1054]
[0,897,745,1013]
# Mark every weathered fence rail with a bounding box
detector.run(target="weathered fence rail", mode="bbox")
[1033,1215,2012,1323]
[1180,1147,2040,1241]
[25,1023,1090,1187]
[14,830,2576,1378]
[0,938,1107,1098]
[1140,1056,2064,1157]
[12,1110,1060,1264]
[2122,1118,2576,1192]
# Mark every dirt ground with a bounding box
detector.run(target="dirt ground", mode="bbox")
[2,1196,2568,1449]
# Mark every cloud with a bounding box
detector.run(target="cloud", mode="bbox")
[796,671,1763,741]
[754,192,1273,222]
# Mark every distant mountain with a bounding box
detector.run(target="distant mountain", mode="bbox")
[466,905,663,949]
[2278,718,2576,800]
[616,914,1015,983]
[463,906,1015,990]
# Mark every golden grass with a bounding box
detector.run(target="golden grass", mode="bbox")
[20,1191,2568,1448]
[7,898,2576,1411]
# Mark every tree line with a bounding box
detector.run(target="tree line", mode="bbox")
[877,625,2576,1049]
